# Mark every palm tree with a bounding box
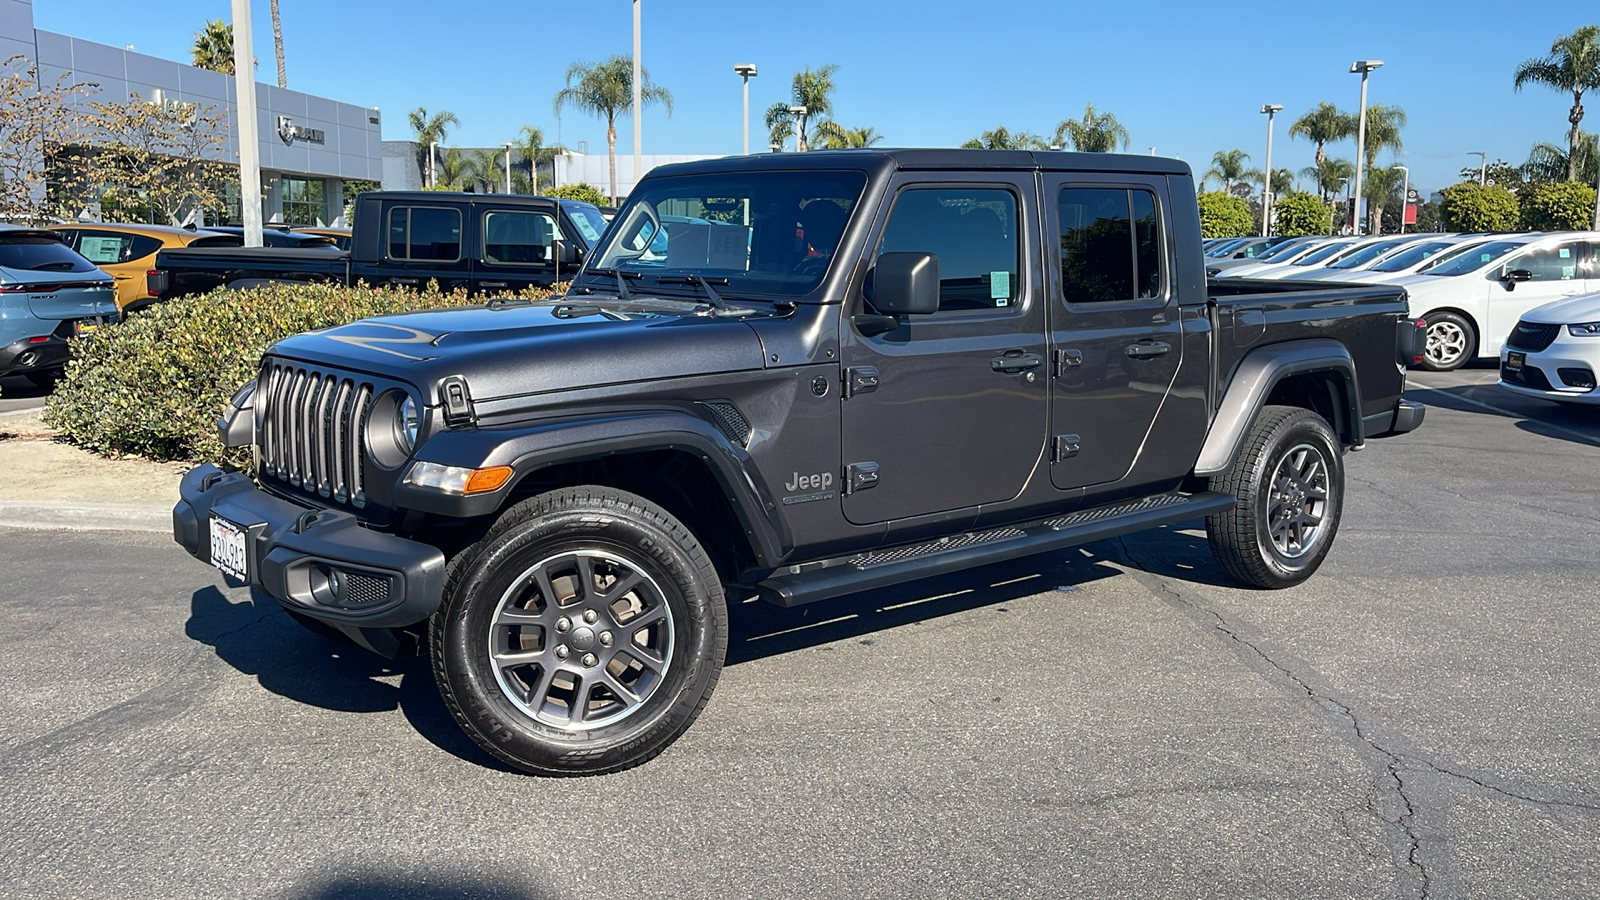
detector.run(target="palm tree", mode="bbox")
[269,0,286,88]
[191,20,234,75]
[436,147,471,191]
[1300,157,1355,205]
[1357,104,1407,167]
[960,126,1047,150]
[1513,25,1600,181]
[512,124,564,194]
[765,65,840,152]
[1288,102,1355,168]
[1054,104,1129,152]
[554,55,673,204]
[407,108,460,188]
[1205,149,1251,194]
[1361,165,1405,235]
[470,149,503,193]
[1270,167,1295,198]
[1523,132,1599,185]
[817,124,882,149]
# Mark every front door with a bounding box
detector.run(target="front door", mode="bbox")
[472,207,560,293]
[1483,239,1593,348]
[1046,178,1183,492]
[838,175,1047,525]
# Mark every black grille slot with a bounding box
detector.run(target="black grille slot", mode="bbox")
[1501,362,1555,391]
[258,361,372,507]
[1506,321,1561,352]
[701,400,752,447]
[1557,367,1596,390]
[341,572,392,608]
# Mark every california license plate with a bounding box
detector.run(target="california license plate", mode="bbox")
[73,317,105,338]
[1506,350,1525,370]
[209,515,249,582]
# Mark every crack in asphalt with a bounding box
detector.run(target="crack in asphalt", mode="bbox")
[1115,536,1433,899]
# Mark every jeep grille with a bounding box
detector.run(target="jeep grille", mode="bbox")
[257,361,373,507]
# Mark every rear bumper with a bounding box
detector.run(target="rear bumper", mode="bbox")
[173,464,447,630]
[1363,398,1427,439]
[0,334,70,377]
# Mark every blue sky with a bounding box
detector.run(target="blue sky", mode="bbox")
[32,0,1600,195]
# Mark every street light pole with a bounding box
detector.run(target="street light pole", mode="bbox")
[789,105,808,152]
[429,140,437,189]
[502,142,513,194]
[734,64,757,155]
[230,0,263,246]
[1349,60,1382,235]
[1261,104,1283,237]
[632,0,642,198]
[1393,164,1409,233]
[1469,151,1486,185]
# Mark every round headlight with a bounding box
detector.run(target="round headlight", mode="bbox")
[399,395,420,454]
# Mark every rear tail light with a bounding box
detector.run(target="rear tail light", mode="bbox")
[1411,318,1426,365]
[27,335,50,344]
[147,269,160,296]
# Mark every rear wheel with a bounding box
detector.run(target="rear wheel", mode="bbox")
[1206,405,1344,589]
[1419,311,1475,371]
[431,486,726,776]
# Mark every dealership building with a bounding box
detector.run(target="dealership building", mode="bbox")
[2,0,382,225]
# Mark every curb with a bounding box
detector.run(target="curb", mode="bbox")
[0,500,171,534]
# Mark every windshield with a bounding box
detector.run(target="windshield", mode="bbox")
[1205,239,1249,258]
[0,235,98,273]
[1370,240,1457,273]
[588,170,868,297]
[1424,241,1525,277]
[1326,238,1413,270]
[1415,240,1489,273]
[1255,239,1311,262]
[564,204,607,245]
[1290,240,1356,266]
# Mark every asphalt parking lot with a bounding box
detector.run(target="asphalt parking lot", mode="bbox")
[2,365,1596,899]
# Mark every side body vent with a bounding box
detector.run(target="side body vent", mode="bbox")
[700,400,752,447]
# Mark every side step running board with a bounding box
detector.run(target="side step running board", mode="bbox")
[755,491,1235,608]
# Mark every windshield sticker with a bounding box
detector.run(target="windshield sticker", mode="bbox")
[1559,248,1571,258]
[990,271,1011,304]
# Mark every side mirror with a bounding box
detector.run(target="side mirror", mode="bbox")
[871,252,940,315]
[556,240,583,266]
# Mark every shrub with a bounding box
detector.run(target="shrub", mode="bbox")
[1519,181,1598,231]
[1438,182,1519,232]
[44,281,551,464]
[1197,191,1254,238]
[1271,192,1331,237]
[544,182,608,206]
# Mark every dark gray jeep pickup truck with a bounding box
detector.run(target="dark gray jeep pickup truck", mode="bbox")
[173,150,1424,775]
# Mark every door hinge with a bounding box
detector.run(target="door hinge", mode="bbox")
[440,374,475,427]
[843,461,880,495]
[1054,348,1082,377]
[843,366,880,398]
[1051,434,1081,462]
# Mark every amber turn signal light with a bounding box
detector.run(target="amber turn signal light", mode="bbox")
[464,466,513,495]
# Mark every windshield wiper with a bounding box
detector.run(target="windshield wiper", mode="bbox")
[586,267,642,299]
[29,261,79,271]
[655,274,733,311]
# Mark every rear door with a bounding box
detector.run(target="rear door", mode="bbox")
[374,203,472,291]
[837,173,1047,525]
[1046,176,1184,492]
[1483,238,1592,351]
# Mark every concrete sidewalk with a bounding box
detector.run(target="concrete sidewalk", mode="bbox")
[0,408,184,533]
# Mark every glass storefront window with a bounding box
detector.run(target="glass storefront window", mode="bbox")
[281,176,327,226]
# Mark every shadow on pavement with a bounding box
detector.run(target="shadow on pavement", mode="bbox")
[1405,383,1600,448]
[284,872,548,900]
[184,586,512,772]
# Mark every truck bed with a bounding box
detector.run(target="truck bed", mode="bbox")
[151,245,349,301]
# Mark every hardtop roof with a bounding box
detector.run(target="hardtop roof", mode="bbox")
[644,148,1193,179]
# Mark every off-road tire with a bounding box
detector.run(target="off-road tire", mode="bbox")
[431,486,726,776]
[1206,405,1344,589]
[1419,311,1476,371]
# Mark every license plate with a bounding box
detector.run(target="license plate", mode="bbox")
[1506,351,1525,370]
[73,317,105,338]
[210,515,249,582]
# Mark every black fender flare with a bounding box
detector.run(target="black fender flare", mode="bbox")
[1194,338,1362,477]
[393,408,791,568]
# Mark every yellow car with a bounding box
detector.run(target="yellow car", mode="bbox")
[48,223,238,312]
[289,226,352,251]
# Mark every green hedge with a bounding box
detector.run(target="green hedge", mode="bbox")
[1519,181,1599,231]
[44,282,550,464]
[1438,182,1519,232]
[1271,192,1332,237]
[1197,192,1254,238]
[544,183,608,205]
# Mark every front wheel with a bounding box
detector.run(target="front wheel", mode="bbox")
[1206,405,1344,589]
[431,486,727,776]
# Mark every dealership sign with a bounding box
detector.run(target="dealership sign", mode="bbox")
[276,116,325,145]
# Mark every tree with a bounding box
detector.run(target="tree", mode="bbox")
[1288,102,1355,168]
[1204,149,1251,194]
[1300,156,1354,205]
[433,147,471,190]
[191,20,234,75]
[1055,104,1129,152]
[817,124,882,149]
[1356,104,1407,167]
[1413,201,1442,232]
[764,65,839,152]
[269,0,286,88]
[1438,182,1520,232]
[1272,192,1332,237]
[407,107,460,188]
[90,92,234,225]
[1361,165,1405,235]
[1196,192,1253,238]
[1523,132,1598,185]
[0,55,99,225]
[1513,25,1600,182]
[1520,180,1599,230]
[469,148,503,193]
[512,124,563,194]
[1460,158,1523,188]
[960,126,1047,150]
[545,183,607,206]
[555,55,673,205]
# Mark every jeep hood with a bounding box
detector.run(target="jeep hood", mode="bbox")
[267,303,770,401]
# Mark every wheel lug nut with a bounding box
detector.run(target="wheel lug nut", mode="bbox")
[555,617,571,633]
[599,631,614,647]
[581,653,598,667]
[583,609,599,624]
[555,645,569,659]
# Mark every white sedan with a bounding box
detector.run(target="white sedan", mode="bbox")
[1498,292,1600,404]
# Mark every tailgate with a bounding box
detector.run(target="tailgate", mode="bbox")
[24,282,118,320]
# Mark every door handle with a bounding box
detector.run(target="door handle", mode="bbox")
[479,281,508,289]
[991,352,1044,373]
[1124,341,1172,360]
[392,277,420,285]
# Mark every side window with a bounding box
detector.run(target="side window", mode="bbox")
[128,235,163,262]
[77,231,135,264]
[386,207,463,261]
[1506,244,1581,281]
[1058,187,1164,303]
[482,211,556,265]
[875,187,1019,312]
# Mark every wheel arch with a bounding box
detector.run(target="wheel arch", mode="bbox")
[1195,339,1362,477]
[1416,306,1482,360]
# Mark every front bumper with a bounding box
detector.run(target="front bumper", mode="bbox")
[1498,338,1600,404]
[173,464,447,631]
